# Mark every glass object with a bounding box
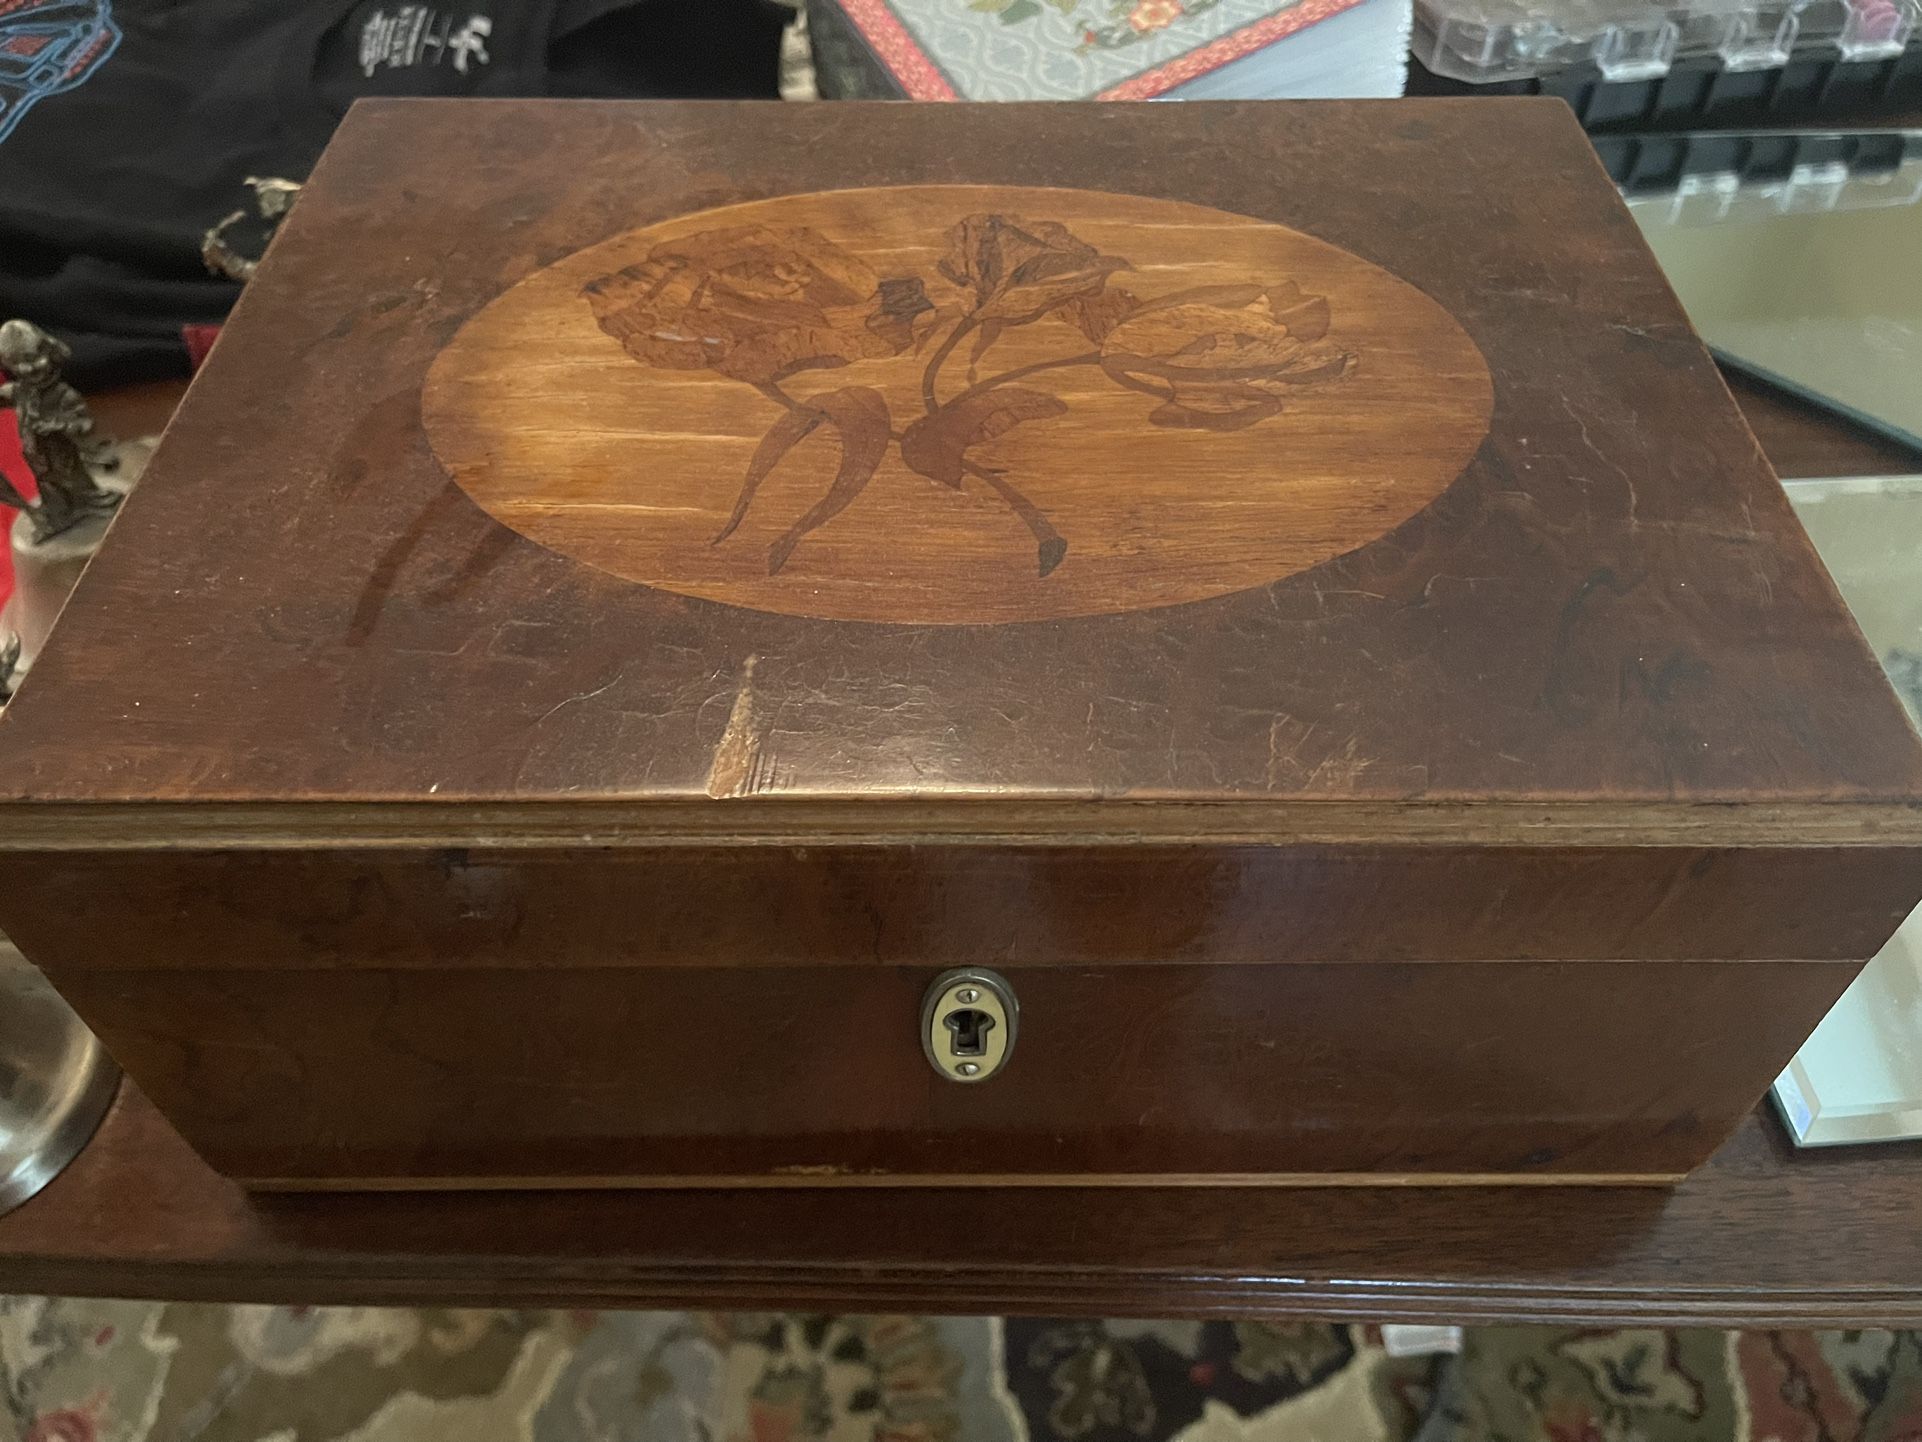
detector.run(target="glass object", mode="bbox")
[0,932,119,1211]
[1775,476,1922,1145]
[1631,129,1922,451]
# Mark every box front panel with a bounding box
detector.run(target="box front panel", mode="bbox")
[3,845,1916,968]
[45,957,1857,1186]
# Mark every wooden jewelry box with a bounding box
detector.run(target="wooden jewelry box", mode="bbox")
[2,98,1920,1190]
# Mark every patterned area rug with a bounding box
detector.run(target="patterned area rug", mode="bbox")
[4,1301,1921,1442]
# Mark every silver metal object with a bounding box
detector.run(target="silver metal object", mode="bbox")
[202,176,303,283]
[0,320,123,544]
[0,934,119,1214]
[3,500,117,691]
[0,317,150,701]
[921,968,1018,1083]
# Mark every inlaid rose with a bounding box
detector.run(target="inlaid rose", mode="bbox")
[936,214,1130,326]
[582,224,930,387]
[1100,282,1355,430]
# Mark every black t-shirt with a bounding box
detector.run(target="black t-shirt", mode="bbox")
[0,0,786,386]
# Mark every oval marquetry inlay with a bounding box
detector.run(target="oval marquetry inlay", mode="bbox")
[423,185,1493,624]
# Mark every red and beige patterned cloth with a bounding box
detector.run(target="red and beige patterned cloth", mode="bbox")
[2,1301,1919,1442]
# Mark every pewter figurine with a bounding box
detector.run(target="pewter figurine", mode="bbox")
[0,632,18,703]
[0,320,122,543]
[203,176,304,283]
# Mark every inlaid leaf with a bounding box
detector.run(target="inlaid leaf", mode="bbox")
[900,387,1069,489]
[1125,284,1265,319]
[866,276,936,352]
[1267,281,1331,340]
[966,318,1006,381]
[1150,386,1283,432]
[1056,287,1138,342]
[766,387,892,575]
[714,407,823,545]
[1272,353,1355,386]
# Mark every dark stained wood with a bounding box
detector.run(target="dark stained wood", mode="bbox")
[0,99,1915,820]
[0,332,1915,1319]
[0,839,1913,1185]
[32,956,1859,1186]
[3,1084,1922,1327]
[2,100,1921,1190]
[4,846,1917,970]
[80,321,1922,496]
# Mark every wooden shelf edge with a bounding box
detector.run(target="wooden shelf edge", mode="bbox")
[4,1087,1922,1326]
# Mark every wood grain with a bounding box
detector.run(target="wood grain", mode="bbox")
[422,185,1493,624]
[4,1084,1922,1326]
[0,100,1914,821]
[0,837,1899,1186]
[1,100,1919,1190]
[31,956,1859,1186]
[3,846,1917,971]
[0,354,1917,1313]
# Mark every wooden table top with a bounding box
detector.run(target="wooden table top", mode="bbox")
[2,362,1918,1326]
[3,1082,1921,1327]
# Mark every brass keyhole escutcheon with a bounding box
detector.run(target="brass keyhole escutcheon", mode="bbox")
[922,969,1017,1083]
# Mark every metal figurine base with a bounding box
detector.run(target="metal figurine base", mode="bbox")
[0,935,120,1215]
[2,509,114,685]
[0,438,149,689]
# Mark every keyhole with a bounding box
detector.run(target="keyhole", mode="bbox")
[944,1007,996,1057]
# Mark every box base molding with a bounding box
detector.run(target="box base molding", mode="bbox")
[236,1169,1686,1191]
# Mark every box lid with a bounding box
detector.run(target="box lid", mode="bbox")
[2,98,1920,856]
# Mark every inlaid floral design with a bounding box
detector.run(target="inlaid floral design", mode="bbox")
[935,213,1128,323]
[581,224,932,385]
[583,212,1356,579]
[1100,281,1350,430]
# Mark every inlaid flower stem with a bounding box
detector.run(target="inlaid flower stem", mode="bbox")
[944,352,1101,410]
[961,460,1068,577]
[921,314,978,414]
[768,357,1066,576]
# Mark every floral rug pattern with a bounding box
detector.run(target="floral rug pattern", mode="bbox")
[3,1300,1920,1442]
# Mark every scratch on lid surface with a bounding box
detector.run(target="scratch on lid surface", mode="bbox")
[705,654,769,799]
